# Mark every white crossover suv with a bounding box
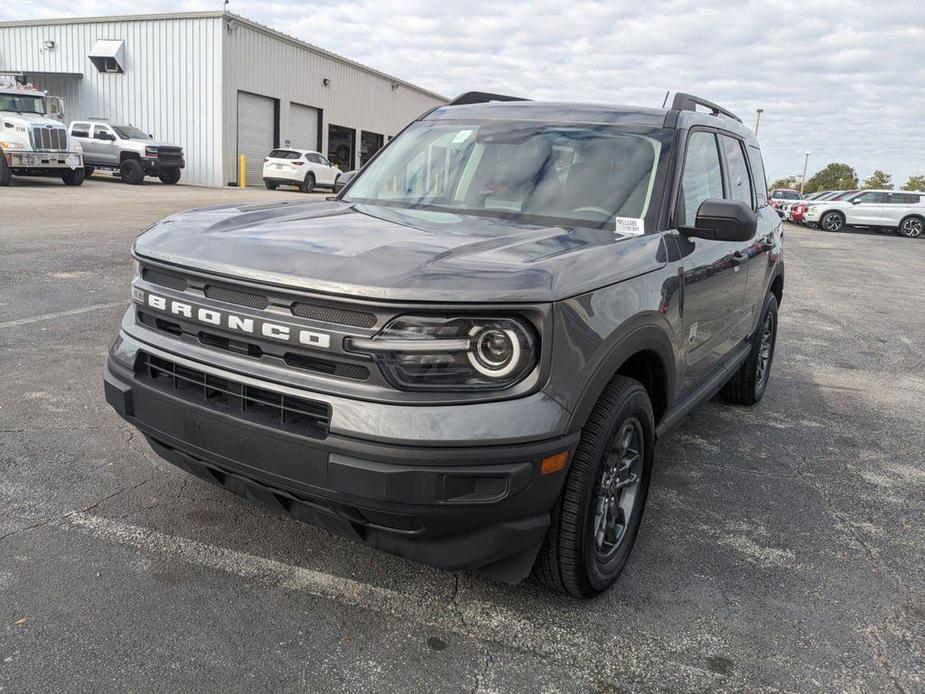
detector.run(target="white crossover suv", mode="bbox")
[262,149,341,193]
[804,189,925,238]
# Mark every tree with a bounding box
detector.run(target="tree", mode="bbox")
[861,169,893,189]
[802,163,858,194]
[901,174,925,192]
[769,176,798,190]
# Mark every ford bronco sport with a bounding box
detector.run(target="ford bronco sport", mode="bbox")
[104,92,784,597]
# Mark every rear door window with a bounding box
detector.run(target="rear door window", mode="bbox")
[678,131,724,226]
[71,123,91,138]
[720,136,754,207]
[746,145,769,206]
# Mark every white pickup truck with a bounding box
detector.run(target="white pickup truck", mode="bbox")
[0,78,84,187]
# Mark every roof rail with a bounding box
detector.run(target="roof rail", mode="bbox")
[447,91,530,107]
[670,92,741,123]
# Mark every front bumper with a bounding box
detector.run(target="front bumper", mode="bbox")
[7,151,83,169]
[104,330,577,579]
[142,157,185,174]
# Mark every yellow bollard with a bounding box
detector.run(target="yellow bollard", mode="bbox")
[239,155,246,188]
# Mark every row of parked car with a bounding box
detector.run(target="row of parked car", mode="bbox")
[769,188,924,238]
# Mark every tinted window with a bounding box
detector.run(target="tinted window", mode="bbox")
[71,123,91,138]
[679,131,724,226]
[268,150,299,160]
[888,193,920,204]
[720,136,754,207]
[747,145,769,205]
[853,192,889,203]
[307,153,323,164]
[93,125,111,139]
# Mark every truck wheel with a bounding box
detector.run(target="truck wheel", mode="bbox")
[158,169,182,185]
[533,376,654,597]
[84,166,95,178]
[120,159,145,185]
[820,211,844,232]
[61,167,86,187]
[721,293,779,405]
[301,172,315,194]
[0,155,10,186]
[897,215,923,239]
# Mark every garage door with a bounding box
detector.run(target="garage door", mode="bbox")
[237,92,276,186]
[290,104,320,151]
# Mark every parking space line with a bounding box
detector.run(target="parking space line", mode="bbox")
[0,302,125,329]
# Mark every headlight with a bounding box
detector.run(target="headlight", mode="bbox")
[346,315,537,391]
[145,146,158,158]
[72,141,83,153]
[0,141,24,150]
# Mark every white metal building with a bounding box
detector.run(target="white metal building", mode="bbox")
[0,12,446,186]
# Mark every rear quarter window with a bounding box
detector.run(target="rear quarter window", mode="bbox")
[747,145,769,205]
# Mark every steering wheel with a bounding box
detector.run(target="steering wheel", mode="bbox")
[572,206,611,218]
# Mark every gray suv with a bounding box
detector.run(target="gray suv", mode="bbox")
[69,121,185,184]
[104,92,784,597]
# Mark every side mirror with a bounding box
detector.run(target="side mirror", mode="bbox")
[333,170,357,194]
[681,199,757,242]
[850,199,861,205]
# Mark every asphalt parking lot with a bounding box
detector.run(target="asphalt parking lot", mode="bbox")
[2,178,923,693]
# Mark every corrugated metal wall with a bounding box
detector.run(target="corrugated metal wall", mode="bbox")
[0,16,224,186]
[222,20,445,185]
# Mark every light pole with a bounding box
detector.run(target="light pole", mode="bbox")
[800,151,811,194]
[754,108,764,136]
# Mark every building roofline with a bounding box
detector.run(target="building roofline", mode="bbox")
[0,11,448,102]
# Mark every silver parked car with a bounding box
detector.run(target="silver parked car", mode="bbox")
[68,121,185,185]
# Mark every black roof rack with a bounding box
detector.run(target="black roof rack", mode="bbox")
[670,92,741,123]
[446,91,531,107]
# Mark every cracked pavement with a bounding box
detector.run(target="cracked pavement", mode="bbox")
[1,178,924,692]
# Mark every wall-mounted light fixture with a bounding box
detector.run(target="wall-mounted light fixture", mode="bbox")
[391,82,400,91]
[43,40,56,50]
[322,78,331,87]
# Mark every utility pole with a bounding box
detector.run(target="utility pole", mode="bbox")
[800,151,811,194]
[754,108,764,137]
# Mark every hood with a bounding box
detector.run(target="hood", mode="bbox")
[134,201,667,303]
[1,112,64,128]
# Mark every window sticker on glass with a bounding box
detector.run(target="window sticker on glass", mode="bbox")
[614,217,645,236]
[451,129,473,144]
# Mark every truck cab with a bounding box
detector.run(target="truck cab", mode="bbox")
[0,77,85,187]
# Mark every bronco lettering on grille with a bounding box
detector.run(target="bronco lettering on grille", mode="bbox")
[142,291,331,349]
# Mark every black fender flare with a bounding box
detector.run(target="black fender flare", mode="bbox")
[565,315,677,435]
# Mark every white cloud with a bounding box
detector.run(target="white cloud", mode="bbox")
[4,0,923,183]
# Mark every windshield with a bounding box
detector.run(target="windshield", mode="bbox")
[772,190,801,200]
[0,93,46,114]
[113,125,151,140]
[345,119,671,230]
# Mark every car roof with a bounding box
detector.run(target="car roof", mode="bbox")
[425,99,758,143]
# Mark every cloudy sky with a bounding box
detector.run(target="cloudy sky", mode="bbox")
[5,0,924,185]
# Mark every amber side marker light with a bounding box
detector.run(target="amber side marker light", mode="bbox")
[540,451,569,475]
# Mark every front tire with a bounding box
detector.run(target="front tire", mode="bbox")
[533,376,655,597]
[897,215,923,239]
[61,167,86,186]
[119,159,145,185]
[721,293,779,405]
[820,211,844,232]
[158,168,181,185]
[0,155,11,186]
[301,172,315,193]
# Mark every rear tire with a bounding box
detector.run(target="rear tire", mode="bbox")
[533,376,655,597]
[897,215,923,239]
[119,159,145,185]
[721,293,779,405]
[158,168,181,185]
[0,155,10,186]
[820,211,844,232]
[264,179,278,190]
[61,167,86,186]
[301,172,315,193]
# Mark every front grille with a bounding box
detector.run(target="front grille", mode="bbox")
[204,284,269,310]
[157,147,183,164]
[291,302,377,328]
[136,352,331,439]
[29,125,68,152]
[142,267,188,291]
